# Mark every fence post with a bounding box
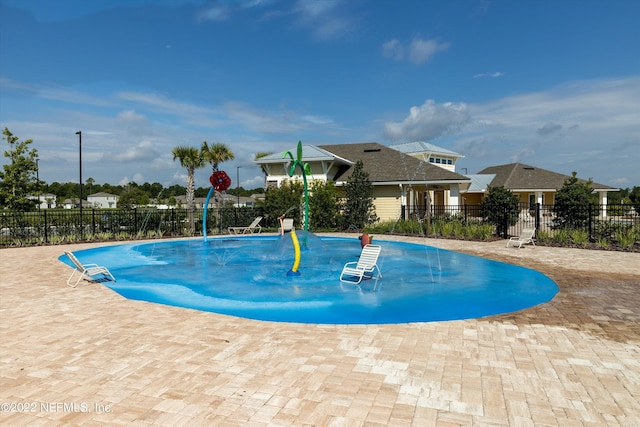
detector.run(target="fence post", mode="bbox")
[44,210,48,244]
[588,203,593,239]
[502,206,508,238]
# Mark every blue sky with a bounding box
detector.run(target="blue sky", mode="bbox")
[1,0,639,191]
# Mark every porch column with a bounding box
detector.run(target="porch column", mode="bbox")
[600,192,607,218]
[536,191,543,205]
[449,184,460,214]
[400,184,406,220]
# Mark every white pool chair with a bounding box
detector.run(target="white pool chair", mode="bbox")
[506,228,536,248]
[64,251,116,287]
[228,216,262,235]
[280,218,294,235]
[339,244,383,284]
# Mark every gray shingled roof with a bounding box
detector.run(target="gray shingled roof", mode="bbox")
[318,142,468,184]
[477,163,615,191]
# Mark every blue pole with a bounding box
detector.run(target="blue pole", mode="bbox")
[203,187,215,242]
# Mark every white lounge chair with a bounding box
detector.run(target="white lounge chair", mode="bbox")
[339,244,383,284]
[281,218,294,234]
[64,251,116,287]
[228,216,262,235]
[506,228,536,248]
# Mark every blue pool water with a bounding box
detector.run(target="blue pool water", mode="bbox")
[59,233,558,324]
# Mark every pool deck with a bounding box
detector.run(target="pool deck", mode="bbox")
[1,234,639,426]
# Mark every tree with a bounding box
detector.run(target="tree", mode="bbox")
[480,186,520,237]
[552,172,595,229]
[0,128,39,210]
[86,177,95,196]
[201,141,235,233]
[201,141,234,173]
[261,180,304,228]
[342,160,377,230]
[309,180,340,230]
[172,145,204,233]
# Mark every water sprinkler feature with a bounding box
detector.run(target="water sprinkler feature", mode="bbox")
[282,141,312,231]
[203,170,232,242]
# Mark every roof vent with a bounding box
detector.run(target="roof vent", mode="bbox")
[524,167,534,170]
[363,148,381,152]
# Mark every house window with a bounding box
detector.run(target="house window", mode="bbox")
[429,158,435,163]
[447,159,452,165]
[435,158,441,164]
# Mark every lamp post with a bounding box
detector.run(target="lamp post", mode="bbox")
[75,131,82,239]
[236,165,242,207]
[35,156,40,211]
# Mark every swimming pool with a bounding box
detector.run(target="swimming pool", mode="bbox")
[60,234,558,324]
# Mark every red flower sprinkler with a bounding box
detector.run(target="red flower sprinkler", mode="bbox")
[203,170,232,241]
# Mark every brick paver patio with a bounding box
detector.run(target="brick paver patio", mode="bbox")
[1,235,639,426]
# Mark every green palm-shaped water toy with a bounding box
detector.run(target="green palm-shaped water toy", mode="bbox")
[282,141,312,231]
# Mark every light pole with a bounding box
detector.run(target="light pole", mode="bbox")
[76,131,82,239]
[35,156,40,211]
[236,165,242,207]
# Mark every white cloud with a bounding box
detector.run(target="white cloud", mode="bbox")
[473,71,504,79]
[197,6,230,22]
[117,110,146,124]
[445,76,640,184]
[105,140,161,163]
[382,37,449,64]
[537,122,562,136]
[382,39,403,61]
[383,100,471,141]
[408,38,449,64]
[293,0,359,41]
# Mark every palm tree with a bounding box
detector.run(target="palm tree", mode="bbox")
[172,145,204,233]
[201,141,235,173]
[201,142,235,234]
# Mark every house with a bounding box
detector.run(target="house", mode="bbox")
[61,198,92,209]
[87,192,119,208]
[390,141,464,172]
[462,163,617,216]
[28,193,57,209]
[254,142,470,221]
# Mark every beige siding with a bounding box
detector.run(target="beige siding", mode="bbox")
[372,186,402,221]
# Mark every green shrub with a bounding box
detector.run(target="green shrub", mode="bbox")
[596,236,609,249]
[615,229,636,249]
[552,228,571,245]
[570,229,589,246]
[536,229,551,243]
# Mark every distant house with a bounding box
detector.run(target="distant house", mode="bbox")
[28,193,57,209]
[173,195,216,209]
[61,198,91,209]
[462,163,617,216]
[255,142,470,221]
[164,193,261,210]
[87,192,119,208]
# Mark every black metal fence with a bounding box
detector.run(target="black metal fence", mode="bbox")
[413,202,640,241]
[0,207,267,246]
[2,203,638,247]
